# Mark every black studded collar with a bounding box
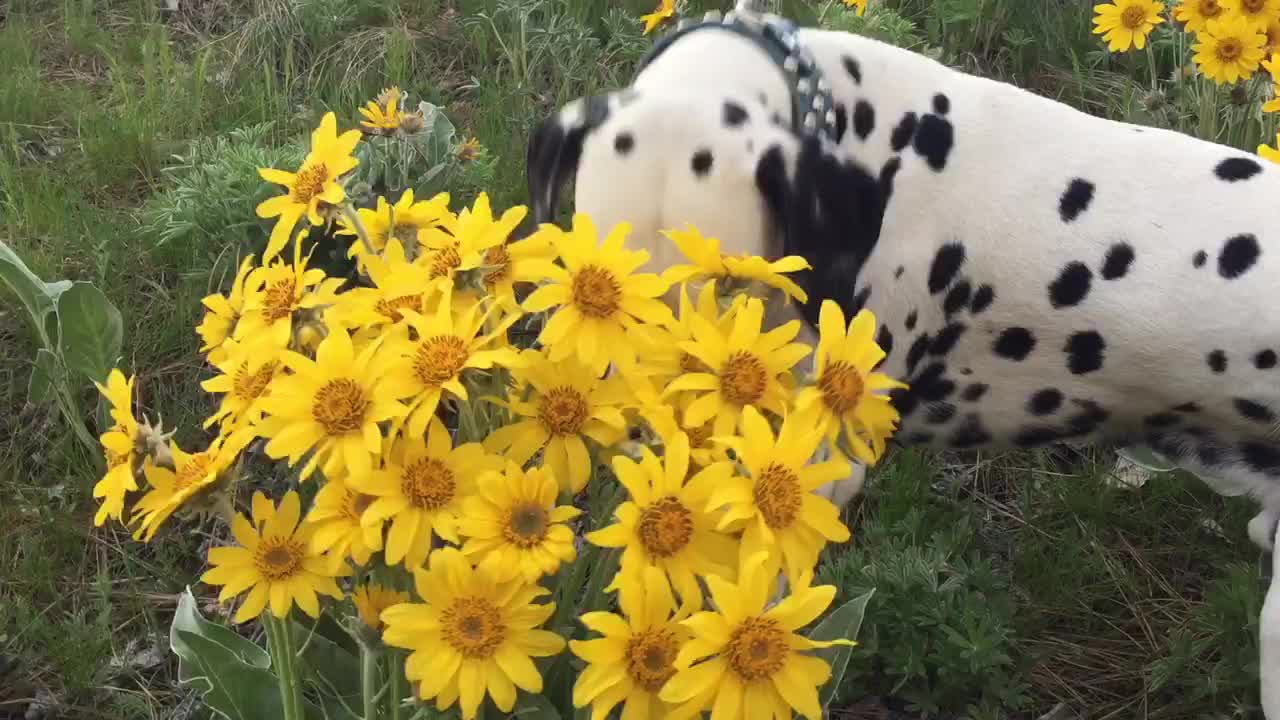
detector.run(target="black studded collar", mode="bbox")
[635,7,840,143]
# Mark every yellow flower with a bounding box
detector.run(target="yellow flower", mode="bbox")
[234,234,345,350]
[92,369,141,526]
[458,461,581,583]
[255,327,409,481]
[1264,50,1280,80]
[843,0,868,15]
[636,401,726,469]
[586,431,737,613]
[521,213,674,375]
[381,289,522,440]
[665,296,810,438]
[1222,0,1280,29]
[419,193,527,294]
[380,547,565,720]
[569,567,692,720]
[456,136,483,163]
[795,301,906,465]
[349,417,503,569]
[640,0,675,34]
[359,86,405,133]
[659,552,853,720]
[1193,14,1267,83]
[628,279,744,406]
[707,406,852,584]
[352,582,409,631]
[327,238,437,336]
[474,232,558,309]
[200,338,283,434]
[335,189,452,266]
[130,433,249,542]
[661,224,811,306]
[255,112,362,262]
[483,350,631,493]
[1092,0,1165,52]
[1259,131,1280,161]
[1262,14,1280,51]
[1174,0,1225,31]
[197,255,256,366]
[200,490,347,623]
[304,477,384,570]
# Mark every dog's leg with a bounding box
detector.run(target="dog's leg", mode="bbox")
[1261,520,1280,718]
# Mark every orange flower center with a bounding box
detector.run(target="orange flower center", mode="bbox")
[502,502,549,548]
[819,361,866,414]
[375,293,422,323]
[342,490,376,523]
[261,278,298,323]
[413,335,471,387]
[441,598,505,659]
[1217,37,1243,62]
[233,359,279,402]
[625,628,681,691]
[173,453,215,492]
[719,350,768,407]
[1121,4,1148,28]
[753,462,801,530]
[311,379,369,436]
[685,421,714,452]
[1199,0,1222,16]
[429,245,462,279]
[570,265,622,319]
[724,616,788,682]
[678,352,707,374]
[291,162,330,204]
[482,245,511,287]
[402,458,456,510]
[253,538,305,581]
[636,496,694,558]
[538,387,588,435]
[1244,0,1266,13]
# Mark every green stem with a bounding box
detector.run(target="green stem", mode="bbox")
[388,651,406,720]
[265,615,304,720]
[362,644,380,720]
[1146,43,1159,91]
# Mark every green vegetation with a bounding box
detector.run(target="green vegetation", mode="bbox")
[0,0,1270,717]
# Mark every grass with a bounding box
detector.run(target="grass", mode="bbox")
[0,0,1272,717]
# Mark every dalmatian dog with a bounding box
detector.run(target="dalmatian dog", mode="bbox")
[526,7,1280,711]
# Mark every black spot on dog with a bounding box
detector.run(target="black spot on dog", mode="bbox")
[1145,412,1180,428]
[904,310,918,331]
[1216,157,1263,182]
[913,113,954,171]
[1059,179,1095,222]
[889,387,918,417]
[614,133,634,155]
[1193,250,1207,268]
[1015,426,1060,447]
[756,91,768,106]
[926,402,957,424]
[1063,399,1109,438]
[890,112,917,152]
[1028,389,1063,416]
[928,243,965,294]
[1257,349,1278,369]
[771,112,784,126]
[842,55,862,84]
[851,286,871,314]
[894,265,905,279]
[943,281,972,317]
[933,93,951,115]
[1064,331,1106,375]
[878,157,901,199]
[993,327,1036,361]
[961,383,988,402]
[970,285,995,315]
[1218,234,1261,279]
[691,149,714,176]
[929,323,966,357]
[950,414,992,449]
[1241,441,1280,474]
[1198,441,1226,467]
[876,325,895,360]
[853,100,875,141]
[723,101,749,128]
[915,363,956,402]
[1185,425,1211,439]
[833,103,848,143]
[905,334,930,374]
[1048,262,1093,308]
[960,367,973,375]
[1101,243,1134,280]
[1207,349,1228,373]
[1174,402,1201,413]
[1235,398,1276,424]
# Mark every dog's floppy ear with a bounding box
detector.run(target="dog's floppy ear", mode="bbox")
[527,93,617,226]
[755,135,888,326]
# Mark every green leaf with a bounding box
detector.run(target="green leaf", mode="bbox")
[511,692,563,719]
[778,0,820,26]
[178,630,286,720]
[56,281,123,386]
[170,588,272,680]
[289,616,361,704]
[812,587,876,709]
[1116,445,1177,473]
[27,348,60,406]
[0,239,71,346]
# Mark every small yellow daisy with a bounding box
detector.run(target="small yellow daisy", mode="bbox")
[458,461,581,583]
[1092,0,1166,53]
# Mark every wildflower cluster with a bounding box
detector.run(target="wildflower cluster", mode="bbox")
[91,98,903,718]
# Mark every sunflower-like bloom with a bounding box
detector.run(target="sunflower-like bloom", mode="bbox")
[350,418,503,569]
[659,553,853,720]
[335,189,451,267]
[483,349,631,493]
[640,0,675,34]
[661,225,811,304]
[627,279,744,405]
[1222,0,1280,29]
[586,431,737,613]
[665,296,810,438]
[130,433,248,542]
[352,582,409,631]
[326,238,436,338]
[234,235,344,349]
[1093,0,1165,52]
[304,477,384,571]
[795,301,906,465]
[255,112,362,261]
[255,327,409,480]
[706,406,852,584]
[380,547,565,720]
[419,193,528,295]
[92,369,141,526]
[197,255,256,366]
[520,214,674,374]
[1174,0,1225,32]
[359,86,406,133]
[201,490,347,623]
[458,461,581,583]
[200,337,283,435]
[843,0,868,15]
[570,567,692,720]
[1193,14,1267,84]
